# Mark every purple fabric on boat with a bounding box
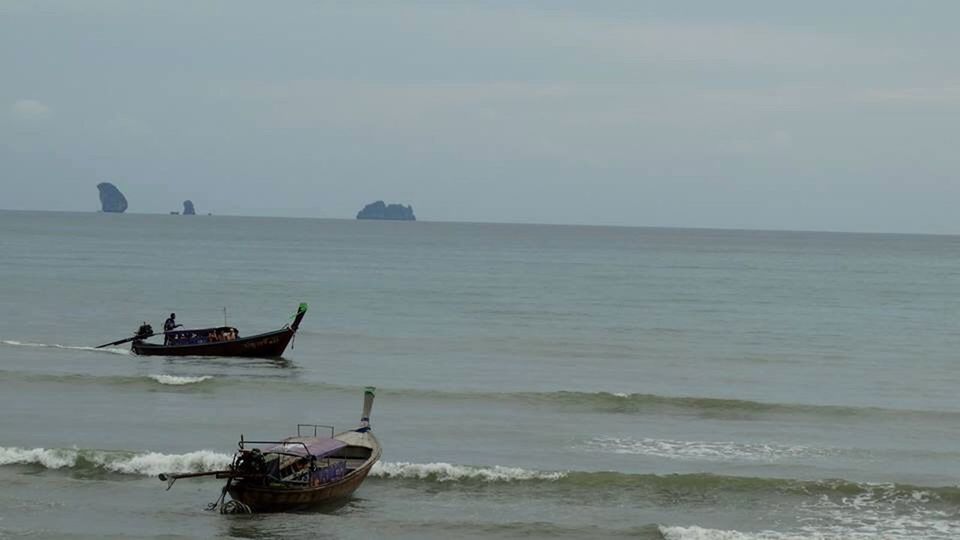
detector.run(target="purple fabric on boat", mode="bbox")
[268,437,346,458]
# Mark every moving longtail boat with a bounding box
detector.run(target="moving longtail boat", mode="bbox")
[97,303,308,358]
[159,387,381,513]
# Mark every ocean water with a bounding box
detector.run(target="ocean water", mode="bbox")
[1,210,960,539]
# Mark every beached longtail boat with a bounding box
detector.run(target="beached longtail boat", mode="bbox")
[159,387,381,513]
[98,303,308,358]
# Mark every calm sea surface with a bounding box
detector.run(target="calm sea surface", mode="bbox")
[2,210,960,539]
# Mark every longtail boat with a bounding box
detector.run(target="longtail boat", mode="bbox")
[97,303,308,358]
[159,387,381,513]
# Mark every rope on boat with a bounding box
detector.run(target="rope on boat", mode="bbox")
[204,477,253,514]
[205,478,231,512]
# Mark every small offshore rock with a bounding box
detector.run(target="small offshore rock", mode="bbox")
[96,182,128,213]
[356,200,416,221]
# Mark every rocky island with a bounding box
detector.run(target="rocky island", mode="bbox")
[356,201,416,221]
[96,182,128,213]
[182,200,196,215]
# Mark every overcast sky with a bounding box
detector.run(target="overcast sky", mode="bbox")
[2,1,959,232]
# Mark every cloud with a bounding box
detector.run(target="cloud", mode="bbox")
[406,5,909,76]
[11,99,52,119]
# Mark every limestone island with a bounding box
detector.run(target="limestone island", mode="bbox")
[96,182,128,213]
[182,200,196,215]
[356,201,416,221]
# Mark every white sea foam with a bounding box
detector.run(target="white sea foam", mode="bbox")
[0,446,79,470]
[662,519,960,540]
[661,484,960,540]
[92,450,232,476]
[370,461,566,482]
[148,374,214,386]
[0,446,231,476]
[660,526,813,540]
[791,485,960,540]
[582,437,834,462]
[0,340,130,355]
[2,449,563,483]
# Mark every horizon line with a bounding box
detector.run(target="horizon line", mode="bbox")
[0,207,957,238]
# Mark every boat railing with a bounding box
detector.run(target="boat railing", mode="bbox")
[297,424,334,437]
[239,439,312,457]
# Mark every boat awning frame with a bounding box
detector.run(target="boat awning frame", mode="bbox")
[241,437,347,459]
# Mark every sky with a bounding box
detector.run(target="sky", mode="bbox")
[1,1,959,233]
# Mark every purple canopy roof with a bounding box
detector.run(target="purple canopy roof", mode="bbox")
[268,437,346,458]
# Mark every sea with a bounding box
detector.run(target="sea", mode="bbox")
[1,210,960,539]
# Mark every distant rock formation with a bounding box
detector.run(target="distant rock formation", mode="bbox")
[356,201,416,221]
[96,182,128,213]
[182,200,196,215]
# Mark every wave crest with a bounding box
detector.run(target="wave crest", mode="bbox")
[371,461,566,482]
[0,446,231,476]
[660,526,811,540]
[148,374,214,386]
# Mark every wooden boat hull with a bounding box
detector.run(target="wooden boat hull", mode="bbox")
[227,434,381,512]
[132,327,294,357]
[227,462,375,512]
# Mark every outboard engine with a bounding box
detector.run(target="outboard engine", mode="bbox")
[134,322,153,341]
[234,448,266,477]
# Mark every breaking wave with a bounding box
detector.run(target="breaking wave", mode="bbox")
[0,447,562,483]
[660,527,811,540]
[4,445,960,518]
[0,446,231,476]
[147,374,214,386]
[370,461,566,482]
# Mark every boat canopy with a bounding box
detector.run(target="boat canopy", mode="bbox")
[167,326,239,346]
[268,437,347,458]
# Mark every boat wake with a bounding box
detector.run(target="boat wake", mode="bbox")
[0,340,130,355]
[0,370,217,389]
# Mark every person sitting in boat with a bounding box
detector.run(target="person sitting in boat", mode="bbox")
[163,313,181,345]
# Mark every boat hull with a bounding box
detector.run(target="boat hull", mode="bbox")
[132,328,294,358]
[227,465,374,512]
[227,439,381,512]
